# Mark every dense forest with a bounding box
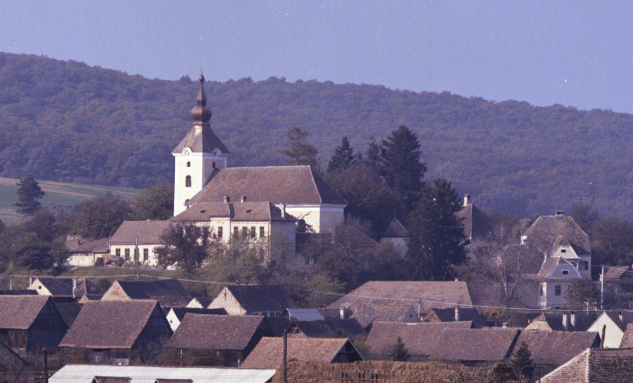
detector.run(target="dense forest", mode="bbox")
[1,52,633,218]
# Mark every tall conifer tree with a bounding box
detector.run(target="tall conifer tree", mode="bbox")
[14,175,45,216]
[327,136,355,172]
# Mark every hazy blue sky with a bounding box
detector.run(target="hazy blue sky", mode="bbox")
[2,1,632,112]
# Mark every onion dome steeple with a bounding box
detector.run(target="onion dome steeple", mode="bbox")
[190,73,212,124]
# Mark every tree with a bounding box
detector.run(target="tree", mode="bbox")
[391,336,410,361]
[591,216,633,267]
[132,182,174,220]
[565,278,599,310]
[71,192,132,239]
[510,341,534,382]
[327,136,355,172]
[155,223,211,273]
[407,179,467,281]
[14,175,45,215]
[379,126,426,213]
[280,126,319,169]
[364,137,381,173]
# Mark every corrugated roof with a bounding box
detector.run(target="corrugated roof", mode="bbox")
[109,221,172,245]
[0,295,51,330]
[50,365,276,383]
[59,300,165,349]
[166,314,266,351]
[366,321,472,356]
[188,166,347,206]
[241,337,358,369]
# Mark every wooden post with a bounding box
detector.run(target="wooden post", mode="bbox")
[283,329,288,383]
[44,348,48,383]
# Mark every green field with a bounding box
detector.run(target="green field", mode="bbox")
[0,178,141,225]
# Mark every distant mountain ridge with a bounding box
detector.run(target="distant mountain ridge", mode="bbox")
[1,52,632,218]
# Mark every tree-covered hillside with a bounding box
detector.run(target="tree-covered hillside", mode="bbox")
[1,52,632,218]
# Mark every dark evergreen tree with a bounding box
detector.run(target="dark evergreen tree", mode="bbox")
[280,126,319,170]
[327,136,355,172]
[379,126,426,213]
[406,178,467,281]
[364,138,382,173]
[391,336,410,361]
[510,341,535,381]
[14,175,45,216]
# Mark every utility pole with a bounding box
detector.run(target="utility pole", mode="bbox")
[283,329,288,383]
[601,265,605,310]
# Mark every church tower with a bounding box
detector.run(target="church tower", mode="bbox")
[172,74,229,216]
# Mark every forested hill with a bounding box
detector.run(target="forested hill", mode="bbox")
[1,52,633,218]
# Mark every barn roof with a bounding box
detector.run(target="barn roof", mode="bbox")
[166,314,266,351]
[240,337,360,369]
[429,328,520,362]
[366,321,473,356]
[0,295,51,330]
[59,300,164,349]
[104,279,192,308]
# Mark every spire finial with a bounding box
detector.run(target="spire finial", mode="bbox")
[191,70,211,124]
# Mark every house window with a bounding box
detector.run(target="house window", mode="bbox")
[218,227,223,238]
[555,285,561,296]
[242,227,248,236]
[143,248,149,262]
[260,226,265,238]
[125,248,130,261]
[250,226,256,238]
[187,161,191,167]
[579,261,588,270]
[234,227,239,237]
[115,248,120,257]
[185,175,192,187]
[539,286,544,296]
[562,270,569,275]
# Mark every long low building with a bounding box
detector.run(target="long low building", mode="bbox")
[50,365,276,383]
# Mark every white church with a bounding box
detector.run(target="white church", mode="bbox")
[105,74,347,266]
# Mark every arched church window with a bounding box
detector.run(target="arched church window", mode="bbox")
[187,162,191,167]
[185,175,191,188]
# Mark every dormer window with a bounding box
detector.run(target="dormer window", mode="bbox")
[562,270,569,275]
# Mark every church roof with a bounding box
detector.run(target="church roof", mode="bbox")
[188,166,347,206]
[172,125,229,155]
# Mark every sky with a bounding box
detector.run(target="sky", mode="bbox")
[2,1,633,113]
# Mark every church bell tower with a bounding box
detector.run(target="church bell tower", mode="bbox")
[172,74,229,216]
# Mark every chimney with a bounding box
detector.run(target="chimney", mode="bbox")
[340,308,345,320]
[555,210,564,216]
[562,312,570,330]
[570,311,576,328]
[224,196,230,203]
[455,306,461,322]
[620,311,624,323]
[241,196,247,203]
[29,276,33,286]
[72,278,77,299]
[281,204,286,219]
[463,194,471,207]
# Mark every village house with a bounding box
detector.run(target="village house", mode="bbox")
[379,217,408,256]
[240,337,363,369]
[108,221,172,266]
[28,277,105,301]
[50,364,277,383]
[619,323,633,347]
[514,329,600,367]
[602,265,633,309]
[540,348,633,383]
[366,321,473,359]
[282,309,367,339]
[586,310,633,348]
[66,235,110,267]
[165,307,227,332]
[187,297,214,309]
[59,300,172,364]
[0,295,68,354]
[209,285,299,317]
[165,314,273,365]
[171,201,297,260]
[456,194,495,245]
[172,75,346,233]
[428,328,520,365]
[100,279,192,309]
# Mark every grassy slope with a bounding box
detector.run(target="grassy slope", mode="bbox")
[0,177,141,225]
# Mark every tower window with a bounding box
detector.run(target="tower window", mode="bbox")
[213,162,216,168]
[187,161,191,167]
[185,175,191,188]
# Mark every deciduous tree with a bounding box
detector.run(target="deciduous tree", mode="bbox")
[155,223,211,273]
[71,192,132,239]
[565,278,599,310]
[132,182,174,220]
